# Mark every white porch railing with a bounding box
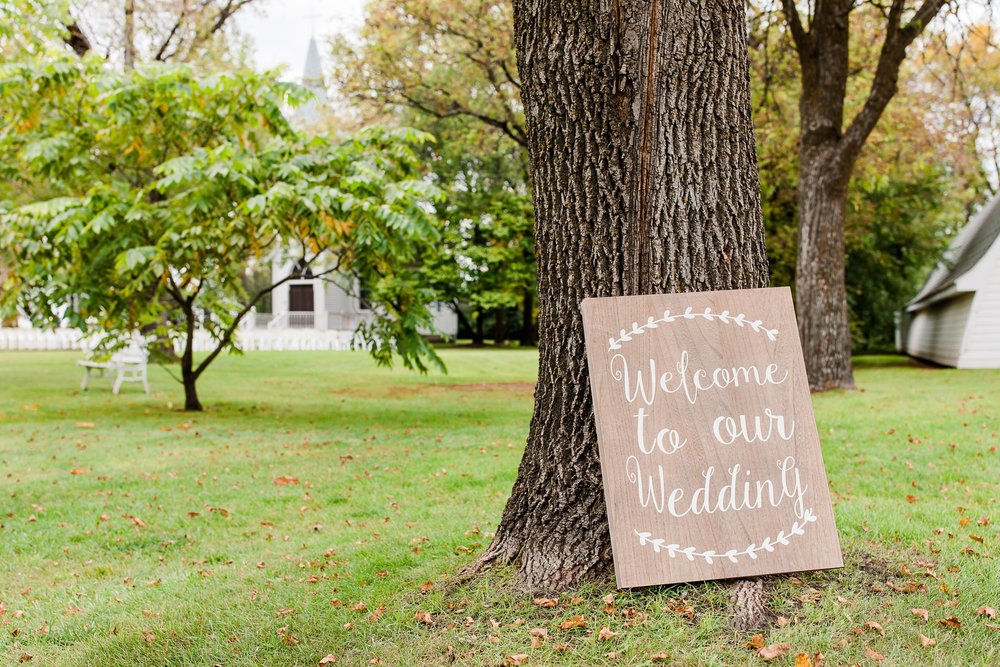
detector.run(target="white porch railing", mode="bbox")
[0,327,358,353]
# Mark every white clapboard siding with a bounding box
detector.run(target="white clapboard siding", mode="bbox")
[905,294,974,367]
[960,250,1000,368]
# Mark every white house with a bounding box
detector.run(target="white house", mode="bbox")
[256,254,456,338]
[901,192,1000,368]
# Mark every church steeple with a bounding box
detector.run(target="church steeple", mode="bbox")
[295,35,327,128]
[302,36,325,93]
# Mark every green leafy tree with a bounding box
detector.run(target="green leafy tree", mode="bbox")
[750,9,986,352]
[331,0,537,346]
[0,58,442,410]
[417,122,535,345]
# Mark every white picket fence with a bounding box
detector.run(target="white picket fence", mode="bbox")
[0,327,359,353]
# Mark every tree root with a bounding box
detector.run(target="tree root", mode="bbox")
[727,577,774,632]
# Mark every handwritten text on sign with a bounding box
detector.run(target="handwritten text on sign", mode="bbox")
[582,288,843,587]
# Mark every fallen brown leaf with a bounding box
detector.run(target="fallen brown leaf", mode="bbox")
[743,634,765,649]
[919,634,936,647]
[597,626,620,641]
[865,647,885,661]
[864,620,885,636]
[414,610,433,625]
[910,608,929,622]
[794,653,813,667]
[319,655,337,665]
[758,643,792,660]
[558,615,586,630]
[533,597,558,608]
[937,616,962,629]
[506,654,529,666]
[650,652,670,663]
[977,606,997,619]
[274,475,299,485]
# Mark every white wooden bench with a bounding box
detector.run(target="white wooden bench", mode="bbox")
[78,347,150,395]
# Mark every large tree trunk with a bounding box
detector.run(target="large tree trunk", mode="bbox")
[468,0,769,604]
[795,146,855,390]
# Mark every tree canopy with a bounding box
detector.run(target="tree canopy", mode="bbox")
[0,58,443,409]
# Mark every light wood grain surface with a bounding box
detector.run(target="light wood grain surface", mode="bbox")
[582,287,843,588]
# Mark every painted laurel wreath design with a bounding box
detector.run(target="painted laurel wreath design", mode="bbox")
[607,307,779,352]
[633,509,817,564]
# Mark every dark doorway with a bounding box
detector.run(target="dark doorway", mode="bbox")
[289,285,314,312]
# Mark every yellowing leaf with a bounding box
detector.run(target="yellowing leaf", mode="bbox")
[794,653,813,667]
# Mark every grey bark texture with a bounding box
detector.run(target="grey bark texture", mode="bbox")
[782,0,946,390]
[465,0,769,624]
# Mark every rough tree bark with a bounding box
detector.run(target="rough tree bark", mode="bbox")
[466,0,770,628]
[781,0,947,390]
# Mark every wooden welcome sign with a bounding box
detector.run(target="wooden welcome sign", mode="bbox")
[582,287,843,587]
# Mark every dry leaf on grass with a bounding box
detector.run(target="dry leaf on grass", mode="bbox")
[758,643,792,660]
[558,615,587,630]
[865,647,885,661]
[794,653,812,667]
[533,597,558,608]
[919,634,936,647]
[319,655,338,665]
[977,606,997,619]
[506,654,529,666]
[910,608,929,622]
[864,620,885,636]
[937,616,962,629]
[414,611,433,625]
[742,634,765,650]
[650,652,670,662]
[597,626,620,641]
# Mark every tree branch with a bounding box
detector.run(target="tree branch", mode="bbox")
[63,20,92,57]
[841,0,946,159]
[780,0,812,51]
[191,252,343,379]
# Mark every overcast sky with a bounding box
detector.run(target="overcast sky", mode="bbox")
[235,0,367,77]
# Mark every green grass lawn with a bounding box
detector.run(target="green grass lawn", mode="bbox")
[0,350,996,666]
